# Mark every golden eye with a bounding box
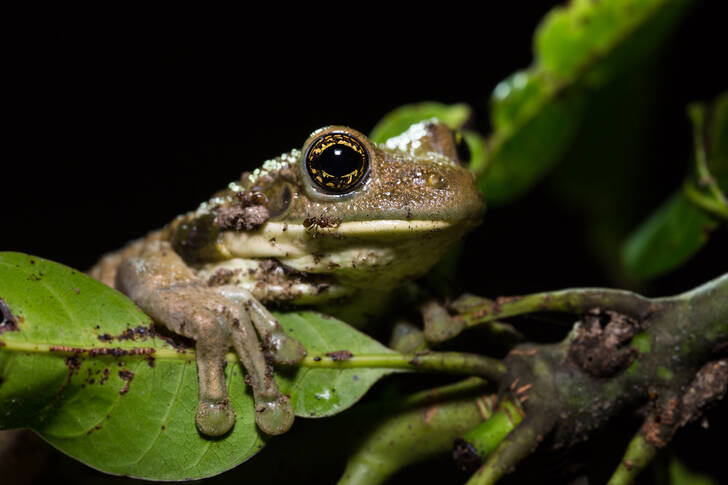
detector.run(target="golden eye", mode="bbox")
[305,132,369,193]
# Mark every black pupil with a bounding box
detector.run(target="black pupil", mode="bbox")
[320,145,360,177]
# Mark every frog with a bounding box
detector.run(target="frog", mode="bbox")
[89,119,485,438]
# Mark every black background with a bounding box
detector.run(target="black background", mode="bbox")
[4,2,727,484]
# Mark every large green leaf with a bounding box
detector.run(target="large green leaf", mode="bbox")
[622,93,728,279]
[0,252,397,480]
[477,0,691,205]
[622,192,718,280]
[369,102,488,178]
[368,1,690,208]
[369,102,473,144]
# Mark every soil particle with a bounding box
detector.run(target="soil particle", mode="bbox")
[567,308,641,377]
[0,298,19,334]
[326,350,353,361]
[28,271,44,281]
[206,268,238,287]
[88,347,155,357]
[118,370,134,395]
[50,345,156,358]
[251,258,330,302]
[217,204,270,231]
[65,355,82,373]
[453,438,482,474]
[96,324,157,343]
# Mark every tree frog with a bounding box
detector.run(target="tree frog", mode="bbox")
[90,120,485,437]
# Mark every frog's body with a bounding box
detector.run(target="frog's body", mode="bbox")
[90,120,484,437]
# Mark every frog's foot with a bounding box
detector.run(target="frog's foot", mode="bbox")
[389,320,427,353]
[129,287,302,437]
[215,286,307,365]
[115,247,305,437]
[419,295,525,348]
[420,299,466,343]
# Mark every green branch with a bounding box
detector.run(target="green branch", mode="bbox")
[606,432,658,485]
[301,352,507,383]
[683,180,728,220]
[458,287,653,330]
[338,378,491,485]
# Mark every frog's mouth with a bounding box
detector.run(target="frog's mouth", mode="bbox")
[220,218,479,290]
[221,219,477,257]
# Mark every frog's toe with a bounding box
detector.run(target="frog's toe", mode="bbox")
[421,299,465,343]
[266,332,307,365]
[196,400,236,437]
[255,394,295,436]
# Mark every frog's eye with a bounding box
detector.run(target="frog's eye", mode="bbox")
[304,132,369,193]
[453,131,471,165]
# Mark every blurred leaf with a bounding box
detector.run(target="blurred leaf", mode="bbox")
[623,93,727,280]
[667,455,717,485]
[477,0,691,205]
[703,91,728,185]
[369,102,488,175]
[622,192,717,280]
[0,252,398,480]
[369,102,472,143]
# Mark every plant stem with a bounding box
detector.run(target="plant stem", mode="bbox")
[690,103,728,207]
[337,378,491,485]
[606,432,658,485]
[465,414,555,485]
[683,180,728,220]
[301,352,507,382]
[459,287,653,330]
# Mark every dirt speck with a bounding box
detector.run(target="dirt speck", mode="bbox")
[118,370,135,395]
[453,437,482,474]
[65,355,82,373]
[0,298,19,334]
[217,204,270,231]
[28,271,44,281]
[99,368,110,385]
[326,350,353,361]
[206,268,238,287]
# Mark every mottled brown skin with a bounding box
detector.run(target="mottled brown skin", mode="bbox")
[90,120,485,438]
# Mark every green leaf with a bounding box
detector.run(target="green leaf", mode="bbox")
[476,0,691,205]
[668,455,717,485]
[623,93,727,280]
[621,192,718,280]
[0,252,397,480]
[369,102,472,143]
[704,91,728,186]
[275,312,397,418]
[369,102,488,176]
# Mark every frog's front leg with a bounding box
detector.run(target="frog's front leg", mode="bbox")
[115,241,305,436]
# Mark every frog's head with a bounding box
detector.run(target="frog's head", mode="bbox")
[247,119,484,227]
[215,119,485,290]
